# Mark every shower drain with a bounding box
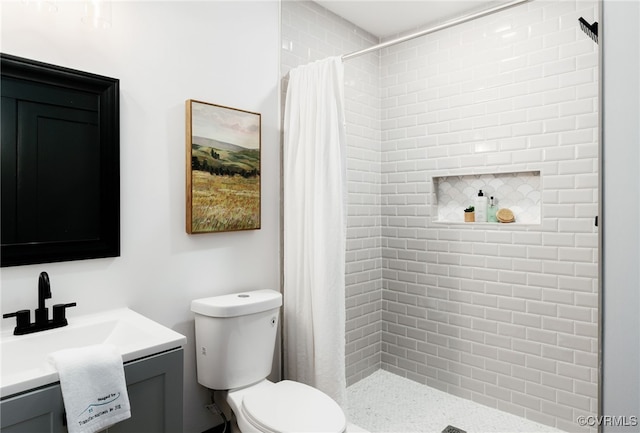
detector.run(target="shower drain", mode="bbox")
[442,426,467,433]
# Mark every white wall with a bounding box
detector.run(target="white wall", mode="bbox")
[0,2,280,432]
[602,0,640,431]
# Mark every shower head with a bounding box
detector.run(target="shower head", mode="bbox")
[579,17,598,44]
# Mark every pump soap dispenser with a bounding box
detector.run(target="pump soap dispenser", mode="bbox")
[488,196,498,222]
[475,190,488,222]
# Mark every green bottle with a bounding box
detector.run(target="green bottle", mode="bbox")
[488,196,498,223]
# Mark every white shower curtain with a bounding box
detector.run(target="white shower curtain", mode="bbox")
[283,56,347,407]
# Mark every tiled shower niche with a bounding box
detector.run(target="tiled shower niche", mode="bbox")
[433,171,541,225]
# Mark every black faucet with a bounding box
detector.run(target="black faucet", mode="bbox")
[3,272,77,335]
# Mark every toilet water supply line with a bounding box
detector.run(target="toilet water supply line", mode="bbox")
[207,394,228,433]
[341,0,531,61]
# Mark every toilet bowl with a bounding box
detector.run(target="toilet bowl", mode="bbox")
[191,290,350,433]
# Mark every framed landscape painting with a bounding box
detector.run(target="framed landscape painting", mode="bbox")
[186,99,261,233]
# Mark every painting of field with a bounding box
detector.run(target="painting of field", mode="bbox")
[186,100,261,233]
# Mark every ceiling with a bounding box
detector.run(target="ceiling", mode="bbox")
[314,0,506,38]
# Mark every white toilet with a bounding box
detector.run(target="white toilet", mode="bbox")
[191,289,350,433]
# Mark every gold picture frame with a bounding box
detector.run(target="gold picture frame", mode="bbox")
[186,99,261,234]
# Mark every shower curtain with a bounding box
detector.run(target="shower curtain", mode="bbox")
[282,56,347,406]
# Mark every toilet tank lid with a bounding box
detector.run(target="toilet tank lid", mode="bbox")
[191,289,282,318]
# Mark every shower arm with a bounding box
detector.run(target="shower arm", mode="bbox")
[341,0,531,62]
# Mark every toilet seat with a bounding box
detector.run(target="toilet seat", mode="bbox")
[241,380,346,433]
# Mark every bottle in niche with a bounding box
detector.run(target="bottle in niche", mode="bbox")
[488,196,498,222]
[474,190,488,222]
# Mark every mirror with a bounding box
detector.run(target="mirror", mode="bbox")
[1,54,120,267]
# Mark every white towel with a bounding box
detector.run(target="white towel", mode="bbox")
[49,344,131,433]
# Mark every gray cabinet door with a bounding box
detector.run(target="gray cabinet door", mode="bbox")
[107,349,184,433]
[0,384,66,433]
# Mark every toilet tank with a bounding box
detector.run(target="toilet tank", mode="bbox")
[191,289,282,390]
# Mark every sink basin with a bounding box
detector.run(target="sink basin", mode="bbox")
[1,308,186,398]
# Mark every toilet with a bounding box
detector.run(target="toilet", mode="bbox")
[191,289,348,433]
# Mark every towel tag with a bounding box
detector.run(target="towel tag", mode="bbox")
[77,391,127,426]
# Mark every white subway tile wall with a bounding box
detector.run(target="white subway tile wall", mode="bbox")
[281,1,598,431]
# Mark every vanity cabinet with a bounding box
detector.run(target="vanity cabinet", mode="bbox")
[0,348,183,433]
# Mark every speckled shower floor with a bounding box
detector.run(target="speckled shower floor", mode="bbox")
[346,370,565,433]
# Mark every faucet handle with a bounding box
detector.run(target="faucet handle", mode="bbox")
[52,303,77,325]
[3,310,31,334]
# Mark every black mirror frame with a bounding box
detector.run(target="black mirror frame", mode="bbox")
[1,54,120,267]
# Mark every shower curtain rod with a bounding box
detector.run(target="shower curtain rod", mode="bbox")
[341,0,530,61]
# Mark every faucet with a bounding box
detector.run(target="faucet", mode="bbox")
[36,271,52,325]
[3,272,77,335]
